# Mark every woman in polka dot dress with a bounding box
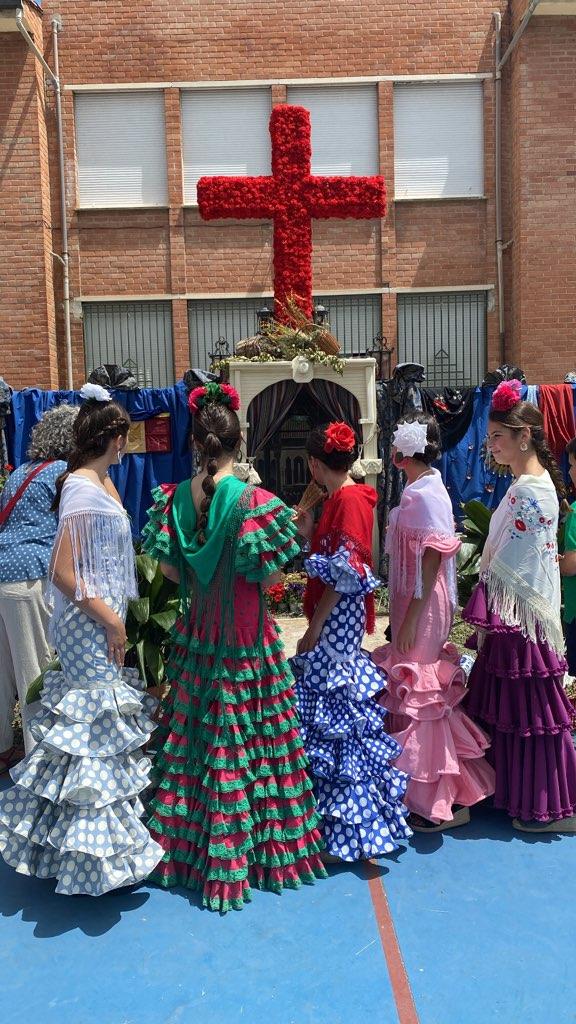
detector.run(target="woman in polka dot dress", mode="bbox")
[292,423,412,862]
[0,385,163,895]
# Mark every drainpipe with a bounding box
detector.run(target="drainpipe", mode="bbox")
[493,0,541,364]
[493,12,505,362]
[16,8,73,390]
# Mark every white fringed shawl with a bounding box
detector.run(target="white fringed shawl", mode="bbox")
[48,475,138,626]
[480,471,564,655]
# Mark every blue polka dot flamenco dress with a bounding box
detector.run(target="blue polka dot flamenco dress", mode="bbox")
[292,529,412,861]
[0,476,163,895]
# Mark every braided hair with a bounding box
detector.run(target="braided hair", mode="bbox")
[51,398,131,510]
[193,402,241,545]
[489,400,566,499]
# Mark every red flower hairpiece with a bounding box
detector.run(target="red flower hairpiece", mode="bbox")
[188,382,240,416]
[324,422,356,454]
[491,379,522,412]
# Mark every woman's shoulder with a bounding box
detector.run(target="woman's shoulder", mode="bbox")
[335,483,377,507]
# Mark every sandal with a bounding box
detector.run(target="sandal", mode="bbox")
[0,746,24,775]
[409,806,471,833]
[513,816,576,834]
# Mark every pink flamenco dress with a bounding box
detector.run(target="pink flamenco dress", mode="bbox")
[373,470,495,824]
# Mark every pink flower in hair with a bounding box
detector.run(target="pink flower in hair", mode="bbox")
[491,379,522,412]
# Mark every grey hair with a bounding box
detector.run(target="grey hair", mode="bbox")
[27,404,79,462]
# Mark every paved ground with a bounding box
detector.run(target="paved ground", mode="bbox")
[277,615,387,657]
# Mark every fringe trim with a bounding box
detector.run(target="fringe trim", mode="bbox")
[387,525,457,605]
[48,510,138,608]
[484,560,565,657]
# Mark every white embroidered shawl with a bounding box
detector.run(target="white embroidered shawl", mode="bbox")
[480,471,564,655]
[386,469,460,606]
[47,475,138,625]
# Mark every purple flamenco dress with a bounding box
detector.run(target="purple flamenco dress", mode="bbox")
[463,471,576,823]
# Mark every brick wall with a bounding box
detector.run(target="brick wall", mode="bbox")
[0,4,59,387]
[1,1,574,388]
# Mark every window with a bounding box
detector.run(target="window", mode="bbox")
[83,301,174,388]
[397,291,487,387]
[74,92,168,208]
[286,85,379,175]
[187,293,382,369]
[393,82,484,199]
[181,88,272,204]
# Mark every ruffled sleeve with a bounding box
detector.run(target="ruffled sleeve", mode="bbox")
[305,546,380,596]
[141,483,180,567]
[236,487,300,583]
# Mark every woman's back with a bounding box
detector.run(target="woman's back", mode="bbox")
[0,461,66,583]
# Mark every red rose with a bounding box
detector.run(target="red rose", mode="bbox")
[515,519,526,531]
[4,463,13,473]
[324,422,356,454]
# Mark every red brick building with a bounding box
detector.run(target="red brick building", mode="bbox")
[1,0,575,390]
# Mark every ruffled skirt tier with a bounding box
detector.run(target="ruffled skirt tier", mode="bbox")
[374,641,495,824]
[0,603,163,894]
[463,582,576,822]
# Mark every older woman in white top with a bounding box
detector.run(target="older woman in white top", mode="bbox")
[0,384,162,895]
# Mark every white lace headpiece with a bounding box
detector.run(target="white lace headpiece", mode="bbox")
[392,420,428,458]
[79,382,112,403]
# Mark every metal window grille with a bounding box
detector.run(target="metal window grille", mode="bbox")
[397,291,487,387]
[187,293,382,369]
[83,301,175,389]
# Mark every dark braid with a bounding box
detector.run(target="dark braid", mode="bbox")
[531,429,566,499]
[51,399,130,511]
[489,400,566,500]
[192,402,241,546]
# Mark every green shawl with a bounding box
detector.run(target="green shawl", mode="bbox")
[171,475,247,587]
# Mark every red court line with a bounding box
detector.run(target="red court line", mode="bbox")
[363,861,420,1024]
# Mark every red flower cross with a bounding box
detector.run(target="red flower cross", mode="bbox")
[197,105,386,321]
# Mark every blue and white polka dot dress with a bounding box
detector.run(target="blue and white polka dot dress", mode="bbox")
[0,597,164,895]
[291,548,412,861]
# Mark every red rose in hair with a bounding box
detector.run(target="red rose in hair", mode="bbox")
[324,422,356,454]
[219,383,240,411]
[188,386,207,415]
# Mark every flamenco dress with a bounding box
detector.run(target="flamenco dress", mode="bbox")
[142,477,327,912]
[0,476,163,894]
[292,484,412,860]
[373,470,495,824]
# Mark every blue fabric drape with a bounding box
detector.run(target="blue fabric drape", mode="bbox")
[6,384,192,536]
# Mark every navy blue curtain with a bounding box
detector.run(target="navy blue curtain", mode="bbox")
[6,383,192,536]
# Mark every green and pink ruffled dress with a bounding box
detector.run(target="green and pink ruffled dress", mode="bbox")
[141,477,327,911]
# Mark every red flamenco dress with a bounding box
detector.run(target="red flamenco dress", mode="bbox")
[141,477,326,911]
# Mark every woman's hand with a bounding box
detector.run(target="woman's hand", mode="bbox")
[292,507,314,541]
[105,613,127,667]
[296,624,321,654]
[396,613,418,655]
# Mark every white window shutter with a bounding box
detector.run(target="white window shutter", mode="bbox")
[75,92,168,207]
[287,85,379,175]
[394,82,484,199]
[182,88,272,204]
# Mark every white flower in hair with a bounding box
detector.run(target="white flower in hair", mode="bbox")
[392,420,429,457]
[79,382,112,403]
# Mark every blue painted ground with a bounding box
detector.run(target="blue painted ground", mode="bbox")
[2,772,576,1024]
[385,803,576,1024]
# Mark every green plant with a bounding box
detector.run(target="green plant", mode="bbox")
[125,552,180,686]
[26,551,180,704]
[457,499,493,606]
